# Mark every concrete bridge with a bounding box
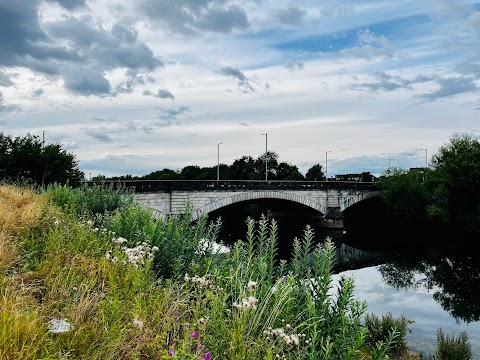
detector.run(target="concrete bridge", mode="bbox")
[100,180,380,221]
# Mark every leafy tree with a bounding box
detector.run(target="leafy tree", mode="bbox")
[143,168,179,180]
[426,133,480,233]
[275,161,304,180]
[180,165,203,180]
[305,163,325,181]
[378,167,429,224]
[0,132,84,186]
[230,155,257,180]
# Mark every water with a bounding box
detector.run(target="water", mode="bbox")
[332,264,480,358]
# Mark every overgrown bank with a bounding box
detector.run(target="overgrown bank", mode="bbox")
[0,184,470,359]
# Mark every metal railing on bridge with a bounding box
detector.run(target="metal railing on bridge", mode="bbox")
[88,180,379,193]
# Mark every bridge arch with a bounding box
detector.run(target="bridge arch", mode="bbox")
[191,190,327,221]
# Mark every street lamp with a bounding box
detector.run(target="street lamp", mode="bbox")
[217,142,222,181]
[388,156,394,169]
[261,133,268,181]
[325,151,331,181]
[419,148,427,169]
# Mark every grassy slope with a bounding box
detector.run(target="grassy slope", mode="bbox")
[0,185,426,360]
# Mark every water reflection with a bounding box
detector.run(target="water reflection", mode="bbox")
[378,250,480,323]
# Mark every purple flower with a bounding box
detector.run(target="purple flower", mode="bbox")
[192,331,199,339]
[168,349,174,356]
[203,351,211,360]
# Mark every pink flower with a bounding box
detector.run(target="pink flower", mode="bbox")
[192,331,199,339]
[203,351,211,360]
[168,349,174,356]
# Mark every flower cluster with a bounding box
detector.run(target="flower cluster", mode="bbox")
[233,296,258,310]
[264,326,303,347]
[121,241,158,268]
[184,273,210,288]
[104,237,159,268]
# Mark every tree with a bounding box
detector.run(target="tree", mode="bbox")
[426,133,480,234]
[275,162,304,180]
[305,163,325,181]
[377,167,429,224]
[0,132,84,186]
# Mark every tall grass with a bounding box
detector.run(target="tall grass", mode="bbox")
[436,328,472,360]
[1,184,419,359]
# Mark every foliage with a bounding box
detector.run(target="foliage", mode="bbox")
[305,163,325,181]
[46,182,135,219]
[426,133,480,234]
[436,328,472,360]
[364,312,412,356]
[377,167,429,224]
[0,132,84,186]
[378,133,480,235]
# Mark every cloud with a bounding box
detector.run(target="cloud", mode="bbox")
[139,0,249,35]
[216,66,254,93]
[273,6,306,26]
[60,140,80,150]
[349,72,426,93]
[0,70,14,87]
[0,92,19,114]
[159,105,191,120]
[284,60,304,72]
[340,29,395,60]
[418,76,479,101]
[422,0,466,17]
[47,0,87,10]
[0,2,162,97]
[144,88,175,99]
[31,88,44,98]
[84,129,114,142]
[468,11,480,33]
[64,68,111,96]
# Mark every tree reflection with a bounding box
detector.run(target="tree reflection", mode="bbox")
[378,251,480,323]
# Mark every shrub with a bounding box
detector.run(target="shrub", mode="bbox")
[436,328,472,360]
[364,312,412,356]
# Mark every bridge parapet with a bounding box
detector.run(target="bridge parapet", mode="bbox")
[92,180,378,192]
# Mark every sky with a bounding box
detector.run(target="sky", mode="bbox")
[0,0,479,178]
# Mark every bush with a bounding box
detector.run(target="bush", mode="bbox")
[364,312,412,356]
[436,328,472,360]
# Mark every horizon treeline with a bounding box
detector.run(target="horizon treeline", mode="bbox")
[96,151,376,182]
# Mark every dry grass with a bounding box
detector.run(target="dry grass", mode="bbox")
[0,185,46,272]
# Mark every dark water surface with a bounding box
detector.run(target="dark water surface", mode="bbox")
[209,199,480,357]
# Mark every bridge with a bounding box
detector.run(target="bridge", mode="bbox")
[99,180,380,222]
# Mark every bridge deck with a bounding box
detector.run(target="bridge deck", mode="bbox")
[91,180,379,192]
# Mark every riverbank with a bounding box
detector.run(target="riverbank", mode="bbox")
[1,184,464,359]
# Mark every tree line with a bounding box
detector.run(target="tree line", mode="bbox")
[378,133,480,236]
[99,152,375,182]
[0,132,84,186]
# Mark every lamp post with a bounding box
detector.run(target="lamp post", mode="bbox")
[42,131,45,148]
[420,148,427,169]
[261,133,268,181]
[217,142,222,181]
[325,151,331,181]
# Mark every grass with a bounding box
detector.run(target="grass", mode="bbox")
[0,183,436,359]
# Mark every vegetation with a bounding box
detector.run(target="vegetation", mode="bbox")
[0,132,84,186]
[378,133,480,237]
[1,183,420,360]
[364,312,412,356]
[102,151,315,181]
[436,328,472,360]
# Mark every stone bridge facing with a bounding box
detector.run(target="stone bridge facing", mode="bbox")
[108,180,380,221]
